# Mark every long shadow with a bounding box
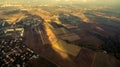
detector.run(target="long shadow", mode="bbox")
[58,13,120,61]
[22,14,78,67]
[16,14,58,67]
[57,13,120,67]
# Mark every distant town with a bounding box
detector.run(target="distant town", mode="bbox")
[0,15,42,67]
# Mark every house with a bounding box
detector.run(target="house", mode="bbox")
[4,28,24,37]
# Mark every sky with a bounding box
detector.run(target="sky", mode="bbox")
[0,0,119,3]
[0,0,119,6]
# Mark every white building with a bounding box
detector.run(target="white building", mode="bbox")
[4,28,24,37]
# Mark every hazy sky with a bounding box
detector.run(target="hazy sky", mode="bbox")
[0,0,119,6]
[0,0,119,3]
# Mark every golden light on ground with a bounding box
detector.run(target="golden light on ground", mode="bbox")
[73,13,91,23]
[52,45,70,59]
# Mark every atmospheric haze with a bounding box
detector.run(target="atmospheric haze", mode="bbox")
[0,0,120,6]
